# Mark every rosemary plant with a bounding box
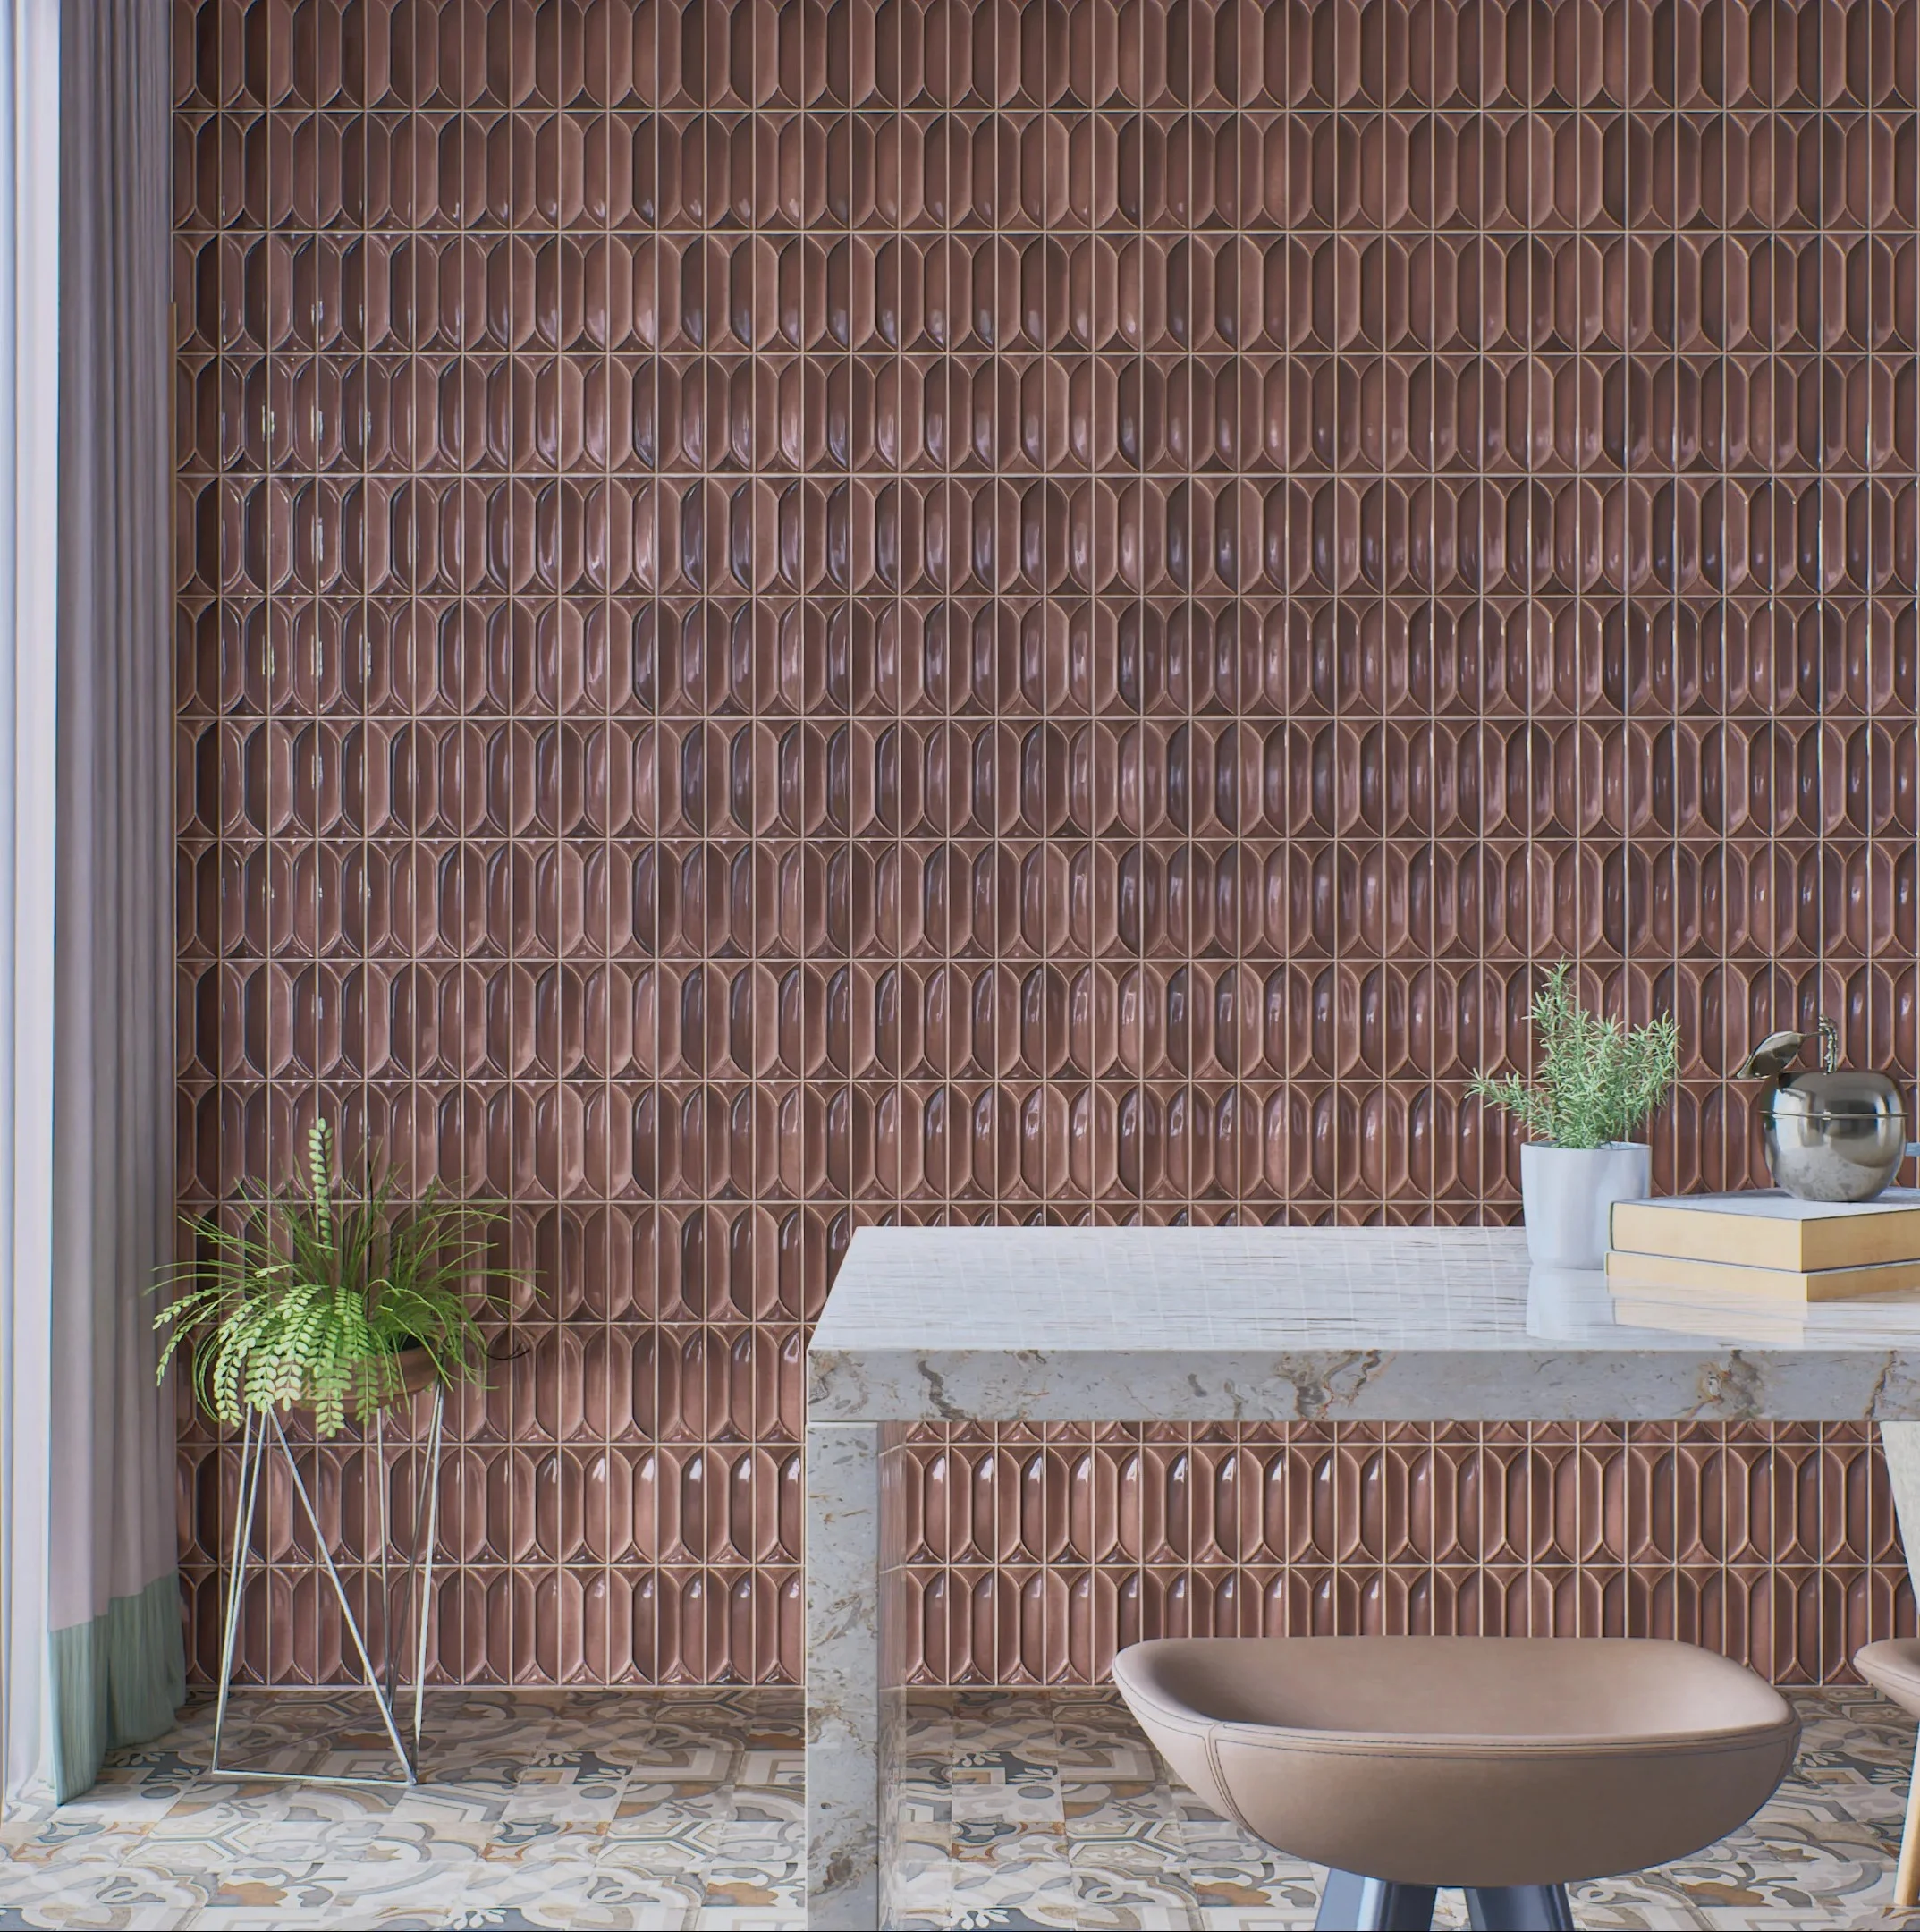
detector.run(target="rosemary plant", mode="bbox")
[156,1121,521,1438]
[1468,962,1680,1150]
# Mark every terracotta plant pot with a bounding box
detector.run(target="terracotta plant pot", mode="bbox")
[382,1346,444,1402]
[258,1345,442,1425]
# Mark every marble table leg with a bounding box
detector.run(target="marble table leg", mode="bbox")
[807,1419,887,1928]
[1882,1424,1920,1607]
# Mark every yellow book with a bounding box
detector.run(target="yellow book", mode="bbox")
[1609,1189,1920,1273]
[1604,1245,1920,1304]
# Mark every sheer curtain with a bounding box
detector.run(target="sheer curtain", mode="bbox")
[1,0,182,1804]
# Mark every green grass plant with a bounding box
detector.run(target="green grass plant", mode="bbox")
[1468,961,1679,1150]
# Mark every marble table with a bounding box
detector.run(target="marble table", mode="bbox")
[804,1225,1920,1928]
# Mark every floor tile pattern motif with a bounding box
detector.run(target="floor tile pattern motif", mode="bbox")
[0,1689,801,1930]
[4,1687,1920,1928]
[173,0,1920,1685]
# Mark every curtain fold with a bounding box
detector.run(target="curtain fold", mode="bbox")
[2,0,182,1806]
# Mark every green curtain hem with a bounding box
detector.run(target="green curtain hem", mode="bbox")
[49,1572,186,1801]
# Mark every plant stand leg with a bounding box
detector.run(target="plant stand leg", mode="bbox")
[408,1385,444,1754]
[206,1392,447,1790]
[208,1408,265,1775]
[376,1402,395,1719]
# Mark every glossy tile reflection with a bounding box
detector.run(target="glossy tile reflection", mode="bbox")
[175,0,1920,1688]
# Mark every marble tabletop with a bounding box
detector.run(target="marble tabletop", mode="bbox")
[808,1224,1920,1424]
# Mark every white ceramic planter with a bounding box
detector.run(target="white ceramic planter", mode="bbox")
[1519,1141,1653,1270]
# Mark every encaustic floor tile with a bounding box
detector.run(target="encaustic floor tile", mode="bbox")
[6,1690,1920,1930]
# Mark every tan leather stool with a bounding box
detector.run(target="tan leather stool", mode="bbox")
[1113,1636,1798,1932]
[1855,1640,1920,1905]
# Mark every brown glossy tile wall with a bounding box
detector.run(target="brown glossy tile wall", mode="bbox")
[887,1421,1910,1688]
[174,0,1920,1687]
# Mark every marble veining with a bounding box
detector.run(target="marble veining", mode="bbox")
[804,1423,884,1928]
[809,1228,1920,1425]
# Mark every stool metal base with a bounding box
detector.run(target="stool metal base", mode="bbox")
[1316,1870,1575,1931]
[1467,1884,1576,1930]
[207,1389,445,1788]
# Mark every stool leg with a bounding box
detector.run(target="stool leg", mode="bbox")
[1465,1885,1575,1930]
[1315,1869,1438,1930]
[1897,1730,1920,1909]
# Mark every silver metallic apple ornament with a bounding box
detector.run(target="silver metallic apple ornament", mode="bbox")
[1735,1018,1912,1203]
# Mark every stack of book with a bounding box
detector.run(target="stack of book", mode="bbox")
[1606,1190,1920,1335]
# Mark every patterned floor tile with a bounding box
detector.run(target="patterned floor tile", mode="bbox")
[7,1688,1920,1928]
[0,1910,194,1931]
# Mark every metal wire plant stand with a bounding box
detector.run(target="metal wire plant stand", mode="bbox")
[209,1382,447,1788]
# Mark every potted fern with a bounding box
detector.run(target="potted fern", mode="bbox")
[1470,962,1680,1269]
[156,1121,523,1784]
[156,1120,519,1437]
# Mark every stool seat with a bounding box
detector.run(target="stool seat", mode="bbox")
[1113,1636,1797,1893]
[1857,1640,1920,1908]
[1857,1639,1920,1717]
